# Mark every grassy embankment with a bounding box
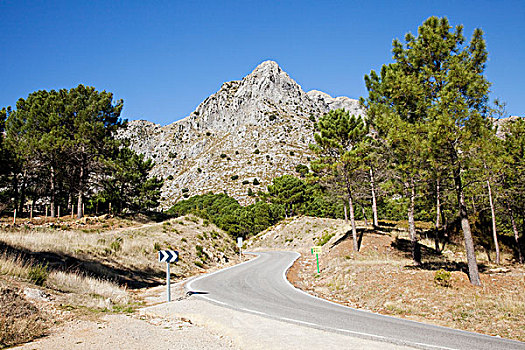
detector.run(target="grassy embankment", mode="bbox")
[0,214,236,348]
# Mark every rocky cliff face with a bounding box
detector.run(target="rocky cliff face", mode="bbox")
[120,61,365,208]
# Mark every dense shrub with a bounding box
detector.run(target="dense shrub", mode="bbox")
[166,193,283,238]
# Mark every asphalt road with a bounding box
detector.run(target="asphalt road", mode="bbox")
[186,251,524,350]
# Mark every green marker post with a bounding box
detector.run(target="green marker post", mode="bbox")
[311,246,322,274]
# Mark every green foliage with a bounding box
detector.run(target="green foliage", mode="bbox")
[28,263,49,286]
[302,188,344,219]
[363,17,492,282]
[110,237,123,252]
[268,175,307,217]
[317,231,335,246]
[95,147,163,213]
[2,84,162,216]
[167,193,283,238]
[295,164,309,177]
[434,269,452,287]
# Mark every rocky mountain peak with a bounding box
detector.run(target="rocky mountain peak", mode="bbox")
[250,60,283,76]
[121,61,366,208]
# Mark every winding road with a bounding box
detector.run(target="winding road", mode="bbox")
[187,251,524,350]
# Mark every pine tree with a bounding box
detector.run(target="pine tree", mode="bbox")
[310,109,368,251]
[5,90,70,217]
[99,147,163,213]
[267,175,306,218]
[501,118,525,263]
[67,85,123,218]
[363,17,491,284]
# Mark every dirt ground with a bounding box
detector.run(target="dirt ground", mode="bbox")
[11,282,240,350]
[287,228,525,342]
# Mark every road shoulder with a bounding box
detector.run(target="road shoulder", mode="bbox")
[144,296,415,350]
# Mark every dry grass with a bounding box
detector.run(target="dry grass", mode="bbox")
[0,252,29,278]
[0,252,128,310]
[47,271,129,306]
[0,214,236,284]
[0,285,48,349]
[0,214,238,347]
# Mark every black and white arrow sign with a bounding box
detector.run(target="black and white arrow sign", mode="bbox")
[158,250,179,263]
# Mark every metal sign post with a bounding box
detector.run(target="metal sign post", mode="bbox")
[237,237,243,260]
[166,262,171,302]
[311,246,322,274]
[158,250,179,302]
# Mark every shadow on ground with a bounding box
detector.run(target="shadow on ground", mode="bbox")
[391,237,488,274]
[0,241,164,289]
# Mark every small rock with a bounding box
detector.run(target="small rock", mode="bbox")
[23,287,51,302]
[486,267,511,274]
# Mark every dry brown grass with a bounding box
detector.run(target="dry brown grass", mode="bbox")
[0,285,48,349]
[0,252,29,278]
[0,214,236,285]
[0,214,238,347]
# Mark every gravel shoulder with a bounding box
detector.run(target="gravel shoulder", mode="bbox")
[144,296,413,350]
[13,281,239,350]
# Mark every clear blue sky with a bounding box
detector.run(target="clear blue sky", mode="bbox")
[1,0,524,125]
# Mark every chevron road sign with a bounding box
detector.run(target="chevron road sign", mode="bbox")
[158,250,179,302]
[158,250,179,263]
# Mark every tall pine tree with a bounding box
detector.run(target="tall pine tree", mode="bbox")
[364,17,491,285]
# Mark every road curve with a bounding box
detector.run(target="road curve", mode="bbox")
[186,251,524,350]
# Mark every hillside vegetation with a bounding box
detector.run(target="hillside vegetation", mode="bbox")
[0,215,237,348]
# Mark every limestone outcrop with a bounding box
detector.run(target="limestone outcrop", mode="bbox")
[119,61,365,208]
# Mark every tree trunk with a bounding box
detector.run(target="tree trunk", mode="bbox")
[361,206,368,226]
[435,179,442,253]
[408,178,420,265]
[18,170,27,216]
[77,164,84,219]
[486,179,500,264]
[343,202,348,224]
[50,165,56,217]
[507,202,523,264]
[348,195,358,252]
[370,167,379,227]
[454,168,481,286]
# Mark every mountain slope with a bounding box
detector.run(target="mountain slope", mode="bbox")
[120,61,365,208]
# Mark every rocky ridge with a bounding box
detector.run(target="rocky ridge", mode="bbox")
[120,61,365,208]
